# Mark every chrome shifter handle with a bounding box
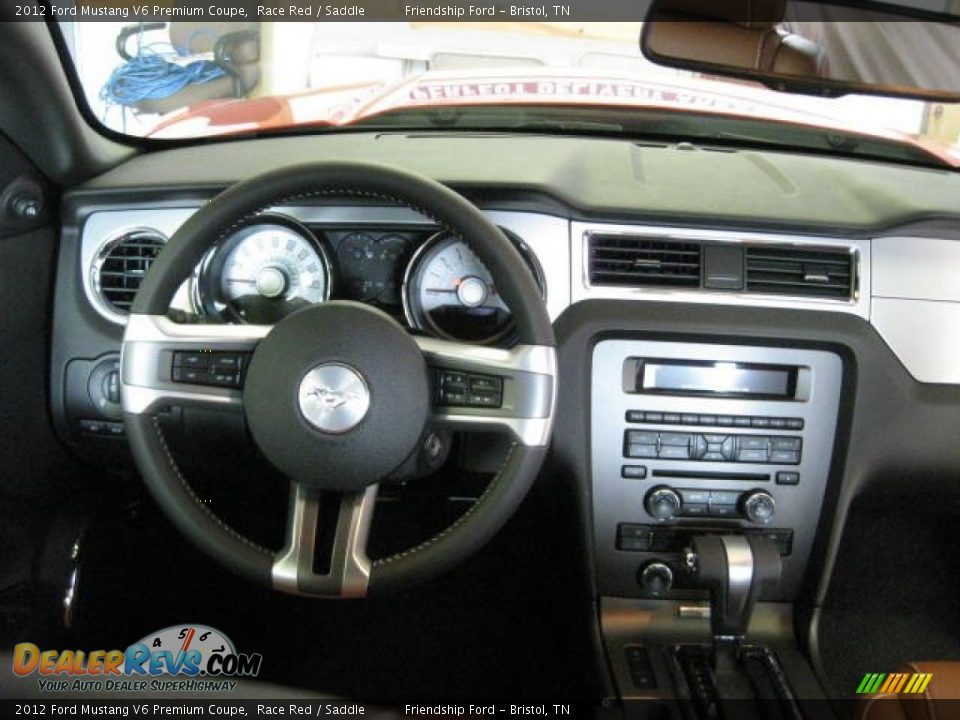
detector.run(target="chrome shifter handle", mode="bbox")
[685,535,781,642]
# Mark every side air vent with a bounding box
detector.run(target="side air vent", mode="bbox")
[588,234,701,288]
[93,229,166,315]
[745,246,854,299]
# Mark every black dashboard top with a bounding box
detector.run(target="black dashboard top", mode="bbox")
[68,132,960,236]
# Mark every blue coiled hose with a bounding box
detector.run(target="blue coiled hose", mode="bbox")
[101,33,227,107]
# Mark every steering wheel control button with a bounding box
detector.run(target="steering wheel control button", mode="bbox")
[297,363,370,434]
[171,350,249,388]
[435,369,503,408]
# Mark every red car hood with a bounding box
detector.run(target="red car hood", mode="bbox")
[150,68,957,167]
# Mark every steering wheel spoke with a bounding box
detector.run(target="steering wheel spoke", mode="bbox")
[415,336,557,447]
[272,482,378,598]
[121,313,269,415]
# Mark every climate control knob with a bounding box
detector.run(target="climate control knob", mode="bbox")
[743,490,776,524]
[645,486,682,521]
[639,561,674,595]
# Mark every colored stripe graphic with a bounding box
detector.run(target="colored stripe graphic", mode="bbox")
[856,673,933,694]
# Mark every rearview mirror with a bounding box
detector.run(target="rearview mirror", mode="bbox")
[640,0,960,102]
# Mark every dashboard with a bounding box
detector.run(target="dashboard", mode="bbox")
[84,208,546,344]
[48,133,960,623]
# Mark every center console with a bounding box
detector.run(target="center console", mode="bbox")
[591,339,842,601]
[591,340,843,716]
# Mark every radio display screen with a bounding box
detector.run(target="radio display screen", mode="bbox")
[636,359,797,399]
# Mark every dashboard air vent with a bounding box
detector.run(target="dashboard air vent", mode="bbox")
[588,234,701,288]
[95,230,166,314]
[745,246,854,299]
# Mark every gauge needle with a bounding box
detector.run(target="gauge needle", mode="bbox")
[425,288,457,293]
[226,278,256,285]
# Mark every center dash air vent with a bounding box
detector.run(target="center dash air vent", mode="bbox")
[745,246,854,299]
[94,229,166,315]
[588,234,701,288]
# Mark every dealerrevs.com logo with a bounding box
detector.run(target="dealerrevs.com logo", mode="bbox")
[12,624,262,692]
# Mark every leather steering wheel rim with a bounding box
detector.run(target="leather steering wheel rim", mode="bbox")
[120,162,557,597]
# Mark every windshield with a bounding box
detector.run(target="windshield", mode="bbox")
[56,21,960,166]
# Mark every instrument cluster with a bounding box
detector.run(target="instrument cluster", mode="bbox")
[191,215,544,344]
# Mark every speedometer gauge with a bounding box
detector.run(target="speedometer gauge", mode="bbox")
[198,217,332,324]
[402,231,544,344]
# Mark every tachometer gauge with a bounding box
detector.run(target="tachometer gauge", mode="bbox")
[402,231,544,344]
[199,217,332,324]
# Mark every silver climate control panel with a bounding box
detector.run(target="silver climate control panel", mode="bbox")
[590,340,843,600]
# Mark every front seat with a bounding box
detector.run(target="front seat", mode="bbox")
[644,0,830,78]
[857,662,960,720]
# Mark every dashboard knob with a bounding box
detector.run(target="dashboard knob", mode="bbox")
[743,490,776,524]
[639,561,674,595]
[645,486,682,521]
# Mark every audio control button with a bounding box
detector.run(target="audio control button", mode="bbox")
[776,471,800,485]
[679,489,710,504]
[738,448,769,463]
[659,432,692,446]
[683,503,708,517]
[659,445,691,460]
[771,437,802,451]
[626,444,658,459]
[627,430,660,446]
[721,437,737,460]
[709,490,740,505]
[709,504,739,518]
[691,435,708,459]
[645,487,682,521]
[770,450,800,465]
[739,436,771,450]
[622,465,648,479]
[743,491,776,524]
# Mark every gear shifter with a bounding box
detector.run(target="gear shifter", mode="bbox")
[685,535,781,643]
[673,535,793,719]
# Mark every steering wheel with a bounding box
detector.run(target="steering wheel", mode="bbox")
[120,162,557,598]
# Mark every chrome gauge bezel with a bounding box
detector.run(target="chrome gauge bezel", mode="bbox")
[401,229,546,345]
[195,214,333,323]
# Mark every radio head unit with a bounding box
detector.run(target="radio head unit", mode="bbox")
[592,340,843,601]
